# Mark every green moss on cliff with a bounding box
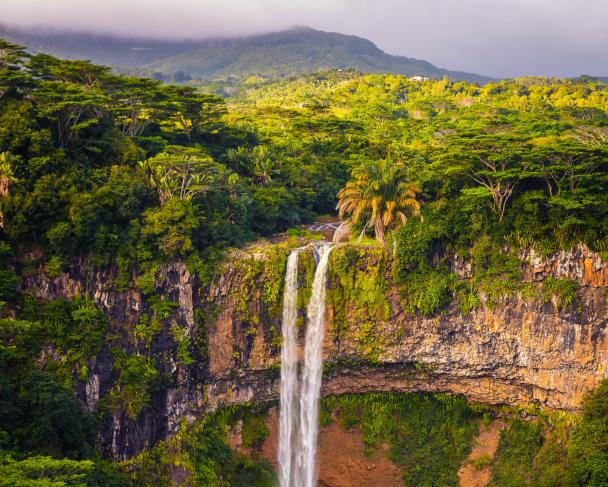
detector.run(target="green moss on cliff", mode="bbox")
[401,267,458,316]
[296,248,315,319]
[231,246,289,323]
[105,351,161,420]
[542,276,579,310]
[260,247,288,318]
[326,245,390,360]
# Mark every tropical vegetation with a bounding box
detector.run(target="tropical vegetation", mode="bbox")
[0,36,607,485]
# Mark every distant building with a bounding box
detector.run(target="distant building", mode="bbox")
[410,75,430,82]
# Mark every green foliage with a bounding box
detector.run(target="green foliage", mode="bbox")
[569,380,608,486]
[489,419,575,487]
[129,406,275,487]
[0,242,18,302]
[457,283,482,315]
[184,247,224,286]
[322,393,480,486]
[138,147,222,203]
[395,210,458,316]
[15,297,107,374]
[260,247,288,317]
[488,383,608,487]
[542,276,578,309]
[473,455,493,470]
[491,421,544,486]
[532,440,572,487]
[0,455,94,487]
[44,256,64,278]
[326,245,390,359]
[133,263,159,295]
[395,215,448,276]
[240,412,269,449]
[170,324,194,367]
[401,267,457,315]
[466,235,524,309]
[13,370,95,459]
[109,352,159,419]
[229,246,289,328]
[141,197,200,258]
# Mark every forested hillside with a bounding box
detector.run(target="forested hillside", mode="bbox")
[1,39,608,485]
[1,26,491,83]
[236,70,608,250]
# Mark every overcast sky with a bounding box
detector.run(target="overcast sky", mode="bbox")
[2,0,607,78]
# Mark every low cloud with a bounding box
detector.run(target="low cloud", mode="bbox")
[2,0,607,77]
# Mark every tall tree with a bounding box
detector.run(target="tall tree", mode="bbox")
[441,132,530,222]
[138,146,220,204]
[337,159,421,245]
[0,40,32,100]
[162,85,225,140]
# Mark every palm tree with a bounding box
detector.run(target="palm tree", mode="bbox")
[337,159,421,245]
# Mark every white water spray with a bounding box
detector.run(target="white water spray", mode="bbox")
[296,243,333,487]
[278,250,300,487]
[278,243,334,487]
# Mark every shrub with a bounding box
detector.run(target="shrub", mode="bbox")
[401,268,457,316]
[110,353,159,419]
[241,412,269,448]
[542,277,578,309]
[0,455,95,486]
[569,380,608,486]
[491,420,543,486]
[16,370,94,458]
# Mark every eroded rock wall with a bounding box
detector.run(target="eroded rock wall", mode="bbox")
[20,244,608,460]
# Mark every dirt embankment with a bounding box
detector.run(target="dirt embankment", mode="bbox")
[259,408,404,487]
[236,410,507,487]
[458,420,506,487]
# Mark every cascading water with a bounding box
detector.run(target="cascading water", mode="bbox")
[296,243,333,487]
[278,250,300,487]
[278,243,333,487]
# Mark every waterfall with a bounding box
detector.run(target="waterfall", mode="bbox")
[278,250,300,487]
[278,243,333,487]
[296,243,333,487]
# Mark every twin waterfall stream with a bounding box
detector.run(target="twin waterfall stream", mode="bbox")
[278,243,334,487]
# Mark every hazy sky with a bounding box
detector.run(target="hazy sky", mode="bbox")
[2,0,607,78]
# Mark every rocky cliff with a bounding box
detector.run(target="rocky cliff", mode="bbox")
[20,243,608,460]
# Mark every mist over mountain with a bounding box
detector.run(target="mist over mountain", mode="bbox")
[0,25,492,83]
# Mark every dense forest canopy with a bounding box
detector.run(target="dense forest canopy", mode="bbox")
[1,41,607,273]
[237,70,608,251]
[1,38,608,485]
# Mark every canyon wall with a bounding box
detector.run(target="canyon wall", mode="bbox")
[21,244,608,460]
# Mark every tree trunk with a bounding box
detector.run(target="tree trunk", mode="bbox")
[374,218,386,246]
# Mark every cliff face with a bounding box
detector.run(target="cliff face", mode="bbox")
[21,244,608,460]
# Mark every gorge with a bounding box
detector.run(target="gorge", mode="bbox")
[1,24,607,485]
[19,239,608,469]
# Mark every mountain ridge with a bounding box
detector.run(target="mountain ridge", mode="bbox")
[0,24,492,83]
